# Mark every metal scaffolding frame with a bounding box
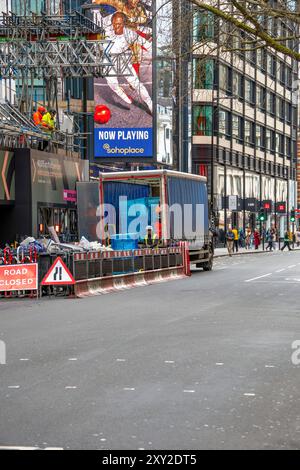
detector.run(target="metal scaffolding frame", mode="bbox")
[0,7,133,152]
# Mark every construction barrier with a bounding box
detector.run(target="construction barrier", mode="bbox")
[73,245,191,298]
[0,244,191,299]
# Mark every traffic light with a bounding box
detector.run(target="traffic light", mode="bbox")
[290,209,296,223]
[259,208,267,222]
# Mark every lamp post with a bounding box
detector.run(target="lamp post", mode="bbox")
[210,93,237,231]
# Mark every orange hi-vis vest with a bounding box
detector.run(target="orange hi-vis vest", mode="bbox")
[33,111,43,126]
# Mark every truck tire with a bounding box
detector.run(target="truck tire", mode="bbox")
[203,246,213,271]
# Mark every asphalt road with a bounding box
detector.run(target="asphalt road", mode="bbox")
[1,250,300,450]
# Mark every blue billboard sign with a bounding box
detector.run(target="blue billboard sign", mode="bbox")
[94,127,153,158]
[93,1,154,160]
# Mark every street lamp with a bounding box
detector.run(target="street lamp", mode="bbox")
[210,93,237,231]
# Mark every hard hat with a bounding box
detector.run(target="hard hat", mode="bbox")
[38,106,46,113]
[146,225,153,231]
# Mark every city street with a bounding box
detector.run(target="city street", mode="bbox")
[1,251,300,450]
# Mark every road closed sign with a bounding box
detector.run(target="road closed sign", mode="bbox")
[0,264,38,291]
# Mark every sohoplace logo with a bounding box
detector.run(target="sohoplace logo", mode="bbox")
[103,143,145,155]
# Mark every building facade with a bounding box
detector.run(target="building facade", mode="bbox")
[191,7,298,237]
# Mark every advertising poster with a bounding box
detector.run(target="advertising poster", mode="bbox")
[93,0,153,159]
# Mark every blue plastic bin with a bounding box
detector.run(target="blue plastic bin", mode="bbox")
[110,233,138,251]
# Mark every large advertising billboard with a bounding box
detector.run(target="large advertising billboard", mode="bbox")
[93,0,153,159]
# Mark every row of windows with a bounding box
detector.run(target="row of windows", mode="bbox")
[193,10,298,73]
[192,105,296,158]
[193,60,297,124]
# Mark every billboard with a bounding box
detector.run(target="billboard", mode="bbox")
[93,0,153,159]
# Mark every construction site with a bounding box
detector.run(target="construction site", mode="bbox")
[0,0,137,244]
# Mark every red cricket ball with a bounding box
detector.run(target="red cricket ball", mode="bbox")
[94,105,111,125]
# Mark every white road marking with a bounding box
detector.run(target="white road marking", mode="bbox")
[265,365,275,368]
[123,388,135,391]
[0,446,39,450]
[164,360,175,364]
[244,393,256,397]
[116,359,126,362]
[68,358,78,361]
[275,269,286,273]
[65,386,77,389]
[19,358,30,361]
[245,273,272,283]
[288,265,297,268]
[216,363,224,366]
[183,389,195,393]
[8,386,20,389]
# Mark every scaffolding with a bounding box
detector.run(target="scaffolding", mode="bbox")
[0,5,133,153]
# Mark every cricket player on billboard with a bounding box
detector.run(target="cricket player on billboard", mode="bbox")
[93,0,153,158]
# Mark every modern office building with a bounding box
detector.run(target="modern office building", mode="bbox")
[191,7,298,236]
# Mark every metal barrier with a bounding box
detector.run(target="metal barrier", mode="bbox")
[0,245,190,299]
[0,246,38,299]
[72,246,190,298]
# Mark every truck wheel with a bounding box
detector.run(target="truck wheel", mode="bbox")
[203,247,213,271]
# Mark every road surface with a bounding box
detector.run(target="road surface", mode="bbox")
[1,250,300,450]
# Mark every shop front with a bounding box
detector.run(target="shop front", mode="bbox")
[0,149,88,245]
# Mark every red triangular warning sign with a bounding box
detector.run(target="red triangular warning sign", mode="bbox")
[41,256,75,286]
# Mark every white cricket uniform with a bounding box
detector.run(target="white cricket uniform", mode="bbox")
[102,18,152,112]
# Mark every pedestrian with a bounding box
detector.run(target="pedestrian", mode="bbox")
[266,229,274,251]
[254,229,260,250]
[239,228,245,248]
[296,230,300,247]
[232,226,239,253]
[226,227,234,257]
[281,231,292,251]
[245,227,251,249]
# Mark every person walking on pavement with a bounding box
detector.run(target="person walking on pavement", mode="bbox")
[281,231,292,251]
[232,226,239,253]
[254,229,260,250]
[239,228,245,248]
[266,229,274,251]
[245,227,251,249]
[296,229,300,247]
[226,227,234,257]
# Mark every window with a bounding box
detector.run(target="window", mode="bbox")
[244,120,255,147]
[193,10,215,41]
[192,105,212,136]
[257,48,266,72]
[286,102,292,123]
[245,79,255,105]
[266,129,275,153]
[219,64,232,93]
[232,114,243,143]
[232,71,244,100]
[276,133,284,155]
[256,125,265,150]
[267,54,276,78]
[256,85,266,111]
[286,68,292,89]
[193,59,214,89]
[218,110,231,139]
[267,91,276,115]
[277,97,285,121]
[279,62,286,85]
[286,137,291,158]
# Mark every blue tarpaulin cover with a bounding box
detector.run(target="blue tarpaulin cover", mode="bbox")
[167,177,209,240]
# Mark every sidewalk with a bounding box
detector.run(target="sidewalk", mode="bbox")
[214,245,300,258]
